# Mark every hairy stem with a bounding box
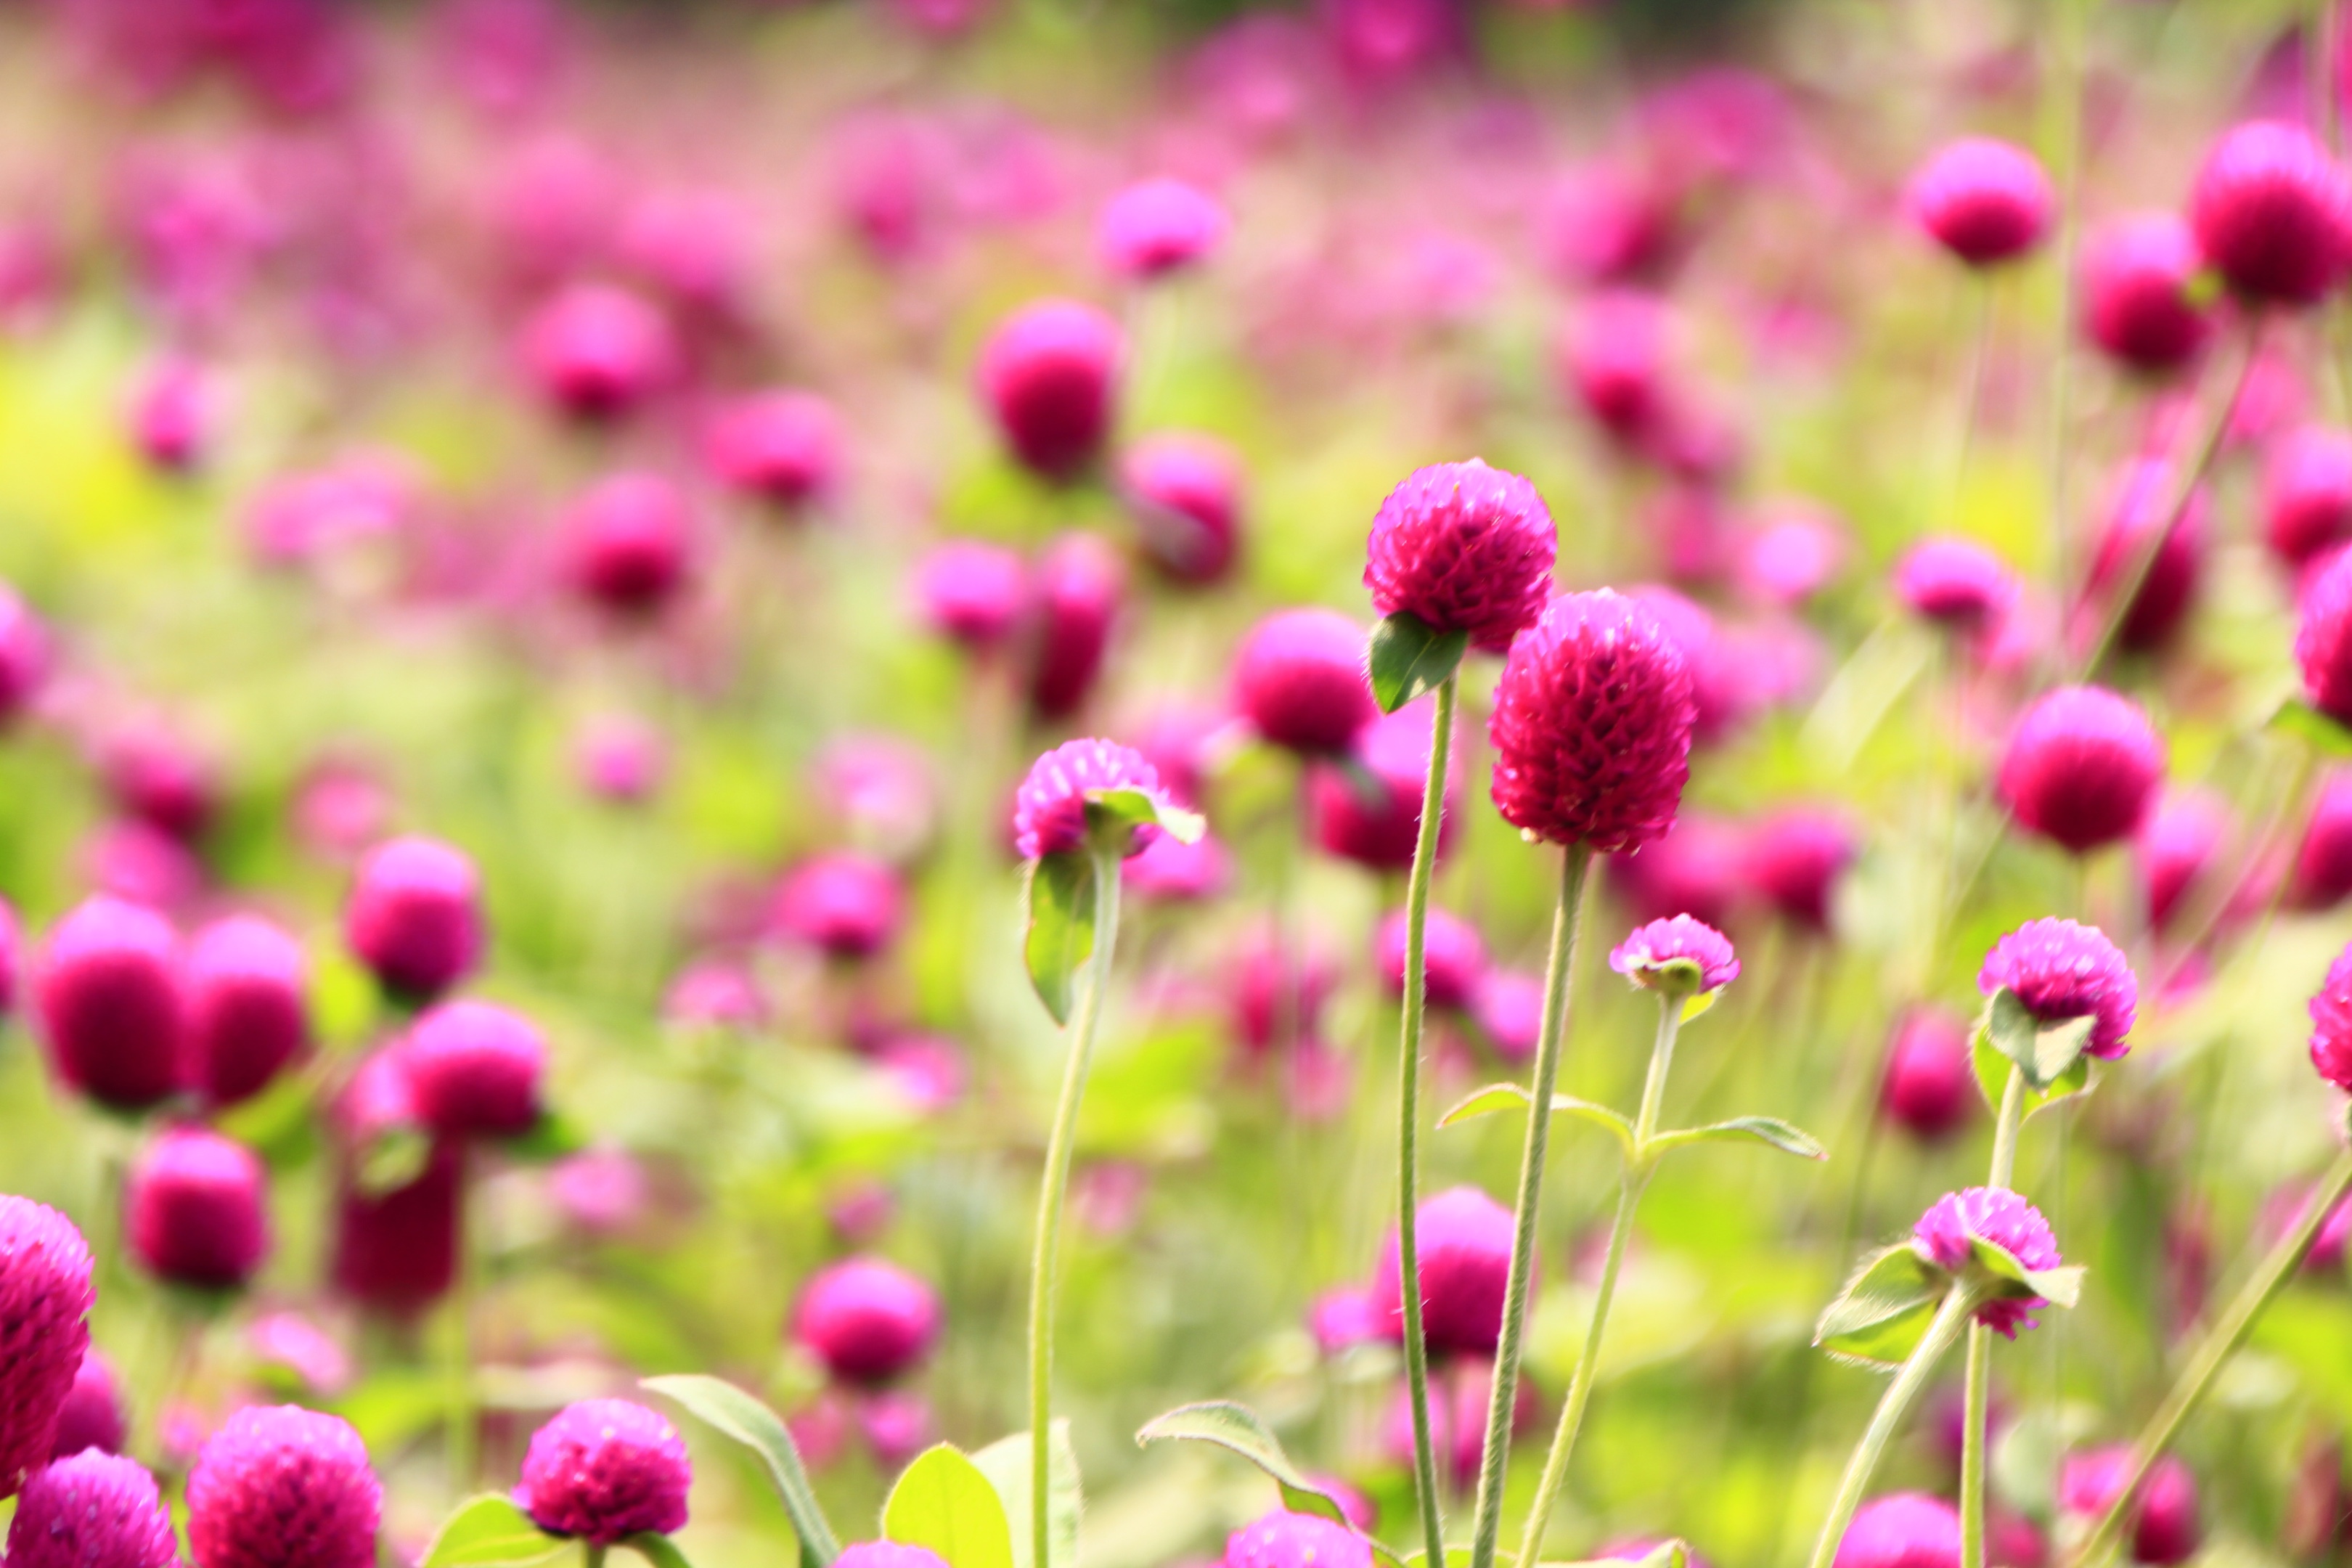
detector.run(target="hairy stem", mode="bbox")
[1961,1063,2030,1568]
[1808,1289,1981,1568]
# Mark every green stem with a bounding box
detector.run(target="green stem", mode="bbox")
[1394,674,1459,1568]
[1028,845,1123,1568]
[446,1152,479,1496]
[1962,1064,2028,1568]
[1464,844,1595,1568]
[1806,1289,1982,1568]
[1988,1064,2026,1189]
[2070,1144,2352,1568]
[586,1546,607,1568]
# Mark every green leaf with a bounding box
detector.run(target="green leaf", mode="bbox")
[1366,611,1471,714]
[1979,989,2096,1092]
[1970,1033,2092,1122]
[1434,1083,1634,1160]
[1135,1402,1402,1568]
[624,1537,695,1568]
[504,1108,589,1162]
[1085,788,1205,848]
[883,1445,1016,1568]
[1814,1244,1947,1368]
[2273,698,2352,756]
[970,1425,1081,1568]
[213,1063,323,1169]
[356,1123,431,1196]
[418,1495,565,1568]
[642,1375,840,1567]
[1023,852,1098,1027]
[1680,988,1722,1023]
[1645,1116,1826,1161]
[1969,1237,2085,1310]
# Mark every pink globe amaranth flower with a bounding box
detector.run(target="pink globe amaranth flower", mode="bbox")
[188,1406,379,1568]
[402,999,548,1140]
[2081,213,2214,375]
[1833,1493,1960,1568]
[1537,160,1684,287]
[1225,1510,1371,1568]
[875,1034,968,1114]
[1989,1513,2047,1568]
[7,1450,177,1568]
[1607,812,1748,932]
[128,356,211,474]
[2293,772,2352,910]
[1098,177,1228,279]
[83,820,203,914]
[2266,425,2352,568]
[837,1547,952,1568]
[1368,1185,1515,1355]
[705,391,841,513]
[547,1148,650,1237]
[1121,433,1243,585]
[2060,1449,2201,1567]
[575,715,667,805]
[616,188,753,315]
[1997,686,2165,855]
[1026,532,1125,721]
[1914,1186,2062,1338]
[1895,536,2020,632]
[1364,459,1556,653]
[345,836,483,1002]
[1378,1357,1534,1490]
[2298,546,2352,724]
[0,583,49,722]
[1738,504,1847,609]
[1471,969,1543,1062]
[1375,906,1486,1011]
[774,852,904,961]
[794,1257,942,1384]
[1490,590,1696,853]
[186,914,310,1110]
[33,895,187,1112]
[50,1349,124,1459]
[2189,121,2352,306]
[1908,138,2054,266]
[515,1399,690,1544]
[1880,1008,1975,1143]
[2138,789,2229,934]
[1232,930,1339,1056]
[1558,290,1673,444]
[2083,460,2207,655]
[246,1312,352,1397]
[1310,698,1458,871]
[1308,1285,1383,1353]
[915,539,1028,652]
[1980,917,2139,1061]
[664,959,767,1029]
[99,724,216,844]
[857,1389,934,1471]
[1013,738,1168,862]
[1232,608,1377,756]
[330,1052,460,1318]
[0,1198,93,1498]
[1122,831,1231,902]
[127,1126,269,1290]
[2308,943,2352,1093]
[977,299,1124,483]
[563,472,695,618]
[1610,914,1739,993]
[520,281,677,421]
[1745,806,1855,932]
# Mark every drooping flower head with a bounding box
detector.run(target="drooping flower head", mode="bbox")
[2308,942,2352,1093]
[126,1126,271,1291]
[976,299,1124,482]
[2189,121,2352,306]
[1908,137,2054,267]
[1098,177,1228,279]
[1609,914,1739,995]
[187,1405,380,1568]
[1225,1509,1373,1568]
[1894,536,2019,633]
[1231,608,1377,756]
[1013,739,1168,862]
[2296,546,2352,725]
[1914,1187,2062,1338]
[0,1198,93,1498]
[7,1450,178,1568]
[1364,459,1557,653]
[1832,1493,1961,1568]
[792,1257,942,1385]
[1997,686,2165,854]
[515,1399,691,1545]
[1368,1185,1514,1356]
[401,999,549,1140]
[1979,918,2139,1061]
[344,836,483,1003]
[2080,213,2215,375]
[33,895,187,1112]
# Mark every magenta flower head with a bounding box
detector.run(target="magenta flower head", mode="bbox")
[977,299,1124,482]
[187,914,310,1110]
[1472,970,1543,1063]
[1894,536,2020,632]
[775,852,903,960]
[1369,1184,1514,1355]
[330,1051,460,1315]
[2084,459,2207,655]
[51,1349,125,1459]
[1311,699,1458,871]
[188,1406,379,1568]
[838,1548,952,1568]
[7,1450,178,1568]
[1832,1493,1960,1568]
[33,895,186,1112]
[2081,213,2214,375]
[100,724,217,844]
[2297,547,2352,724]
[1364,459,1556,653]
[127,1126,270,1291]
[792,1257,942,1384]
[1908,138,2055,266]
[1914,1187,2063,1338]
[345,836,484,1002]
[0,582,50,722]
[2060,1448,2200,1567]
[2138,789,2229,934]
[1745,806,1856,933]
[562,472,695,618]
[1375,906,1486,1011]
[1121,433,1243,586]
[1025,531,1125,722]
[516,1399,690,1544]
[1557,289,1673,444]
[2290,775,2352,913]
[1997,685,2165,854]
[1098,177,1228,280]
[128,356,212,475]
[1225,1509,1372,1568]
[705,391,842,513]
[1231,608,1377,756]
[1880,1008,1975,1143]
[2265,425,2352,568]
[1013,738,1169,862]
[2307,942,2352,1093]
[0,1197,93,1498]
[520,281,677,421]
[1489,589,1696,852]
[2189,121,2352,306]
[401,999,548,1139]
[914,539,1028,653]
[1980,918,2138,1061]
[1610,914,1739,997]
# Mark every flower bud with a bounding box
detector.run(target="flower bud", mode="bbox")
[1908,138,2054,266]
[1609,914,1739,995]
[186,914,310,1109]
[977,300,1123,482]
[1996,686,2165,854]
[793,1257,942,1385]
[1368,1185,1514,1355]
[33,896,186,1111]
[187,1406,380,1568]
[126,1126,270,1290]
[517,1399,691,1544]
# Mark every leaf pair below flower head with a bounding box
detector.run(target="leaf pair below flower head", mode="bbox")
[1973,987,2096,1114]
[1023,791,1204,1025]
[1814,1235,2084,1370]
[1368,611,1471,714]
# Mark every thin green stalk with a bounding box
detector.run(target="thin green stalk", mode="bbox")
[586,1546,607,1568]
[1029,844,1124,1568]
[1464,844,1596,1568]
[1806,1289,1982,1568]
[1962,1064,2029,1568]
[2071,1145,2352,1568]
[1394,674,1460,1568]
[446,1150,479,1496]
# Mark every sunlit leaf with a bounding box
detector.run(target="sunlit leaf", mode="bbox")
[1815,1244,1946,1368]
[418,1495,565,1568]
[1646,1116,1826,1161]
[971,1424,1081,1568]
[1979,989,2096,1093]
[2272,698,2352,756]
[1023,852,1097,1027]
[1086,788,1205,846]
[642,1375,839,1567]
[1970,1034,2092,1123]
[1135,1402,1402,1568]
[356,1123,431,1196]
[883,1445,1016,1568]
[1436,1082,1634,1160]
[624,1536,695,1568]
[1366,611,1469,714]
[1969,1236,2085,1310]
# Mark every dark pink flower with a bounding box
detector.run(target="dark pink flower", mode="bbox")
[1231,929,1338,1056]
[1997,686,2165,854]
[1558,290,1673,444]
[1980,918,2137,1061]
[2083,460,2207,655]
[2308,942,2352,1093]
[2059,1449,2201,1566]
[2189,121,2352,306]
[1880,1008,1975,1143]
[187,1406,380,1568]
[2292,772,2352,910]
[1310,699,1457,871]
[1915,1187,2062,1337]
[516,1399,689,1545]
[1745,806,1855,933]
[1122,832,1231,902]
[774,852,904,960]
[0,1198,92,1498]
[127,1126,269,1290]
[1833,1494,1960,1568]
[1026,532,1125,721]
[914,540,1027,651]
[857,1389,934,1471]
[1895,536,2019,632]
[1908,138,2054,266]
[1379,1356,1533,1490]
[793,1257,942,1385]
[186,914,310,1110]
[1471,970,1543,1062]
[1607,813,1748,931]
[128,356,212,475]
[520,282,677,421]
[1121,433,1242,585]
[401,1000,547,1139]
[330,1053,460,1316]
[99,724,216,843]
[2081,213,2213,375]
[2266,425,2352,567]
[1231,608,1376,756]
[33,896,186,1111]
[1368,1185,1514,1355]
[705,391,842,513]
[345,836,483,1002]
[1225,1510,1371,1568]
[0,584,49,722]
[2138,790,2229,934]
[49,1350,123,1460]
[1308,1285,1383,1353]
[977,300,1123,482]
[1013,738,1167,862]
[2298,546,2352,724]
[1098,177,1228,279]
[1375,907,1486,1010]
[1737,505,1846,608]
[1537,161,1683,287]
[562,472,695,618]
[1609,914,1739,993]
[1364,460,1556,653]
[7,1450,176,1568]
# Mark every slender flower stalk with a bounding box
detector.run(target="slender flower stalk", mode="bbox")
[1807,1289,1983,1568]
[1959,1063,2028,1568]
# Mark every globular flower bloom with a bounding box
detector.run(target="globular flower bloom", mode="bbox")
[977,299,1124,482]
[515,1399,690,1545]
[1308,1286,1384,1353]
[562,472,695,618]
[1378,1355,1534,1491]
[2292,772,2352,910]
[1471,970,1543,1062]
[1025,531,1124,721]
[2083,460,2207,655]
[2138,790,2229,934]
[1013,738,1168,862]
[1880,1008,1975,1143]
[345,836,484,1002]
[2298,547,2352,725]
[1122,831,1230,903]
[705,391,841,513]
[520,281,677,420]
[774,852,904,960]
[1744,806,1855,933]
[401,999,549,1140]
[1609,914,1739,994]
[1908,137,2055,266]
[1833,1493,1961,1568]
[1628,586,1751,745]
[837,1547,951,1568]
[0,583,49,722]
[1997,686,2165,854]
[1979,918,2139,1061]
[33,896,186,1112]
[1895,536,2020,632]
[1375,906,1486,1011]
[1232,931,1339,1056]
[0,1197,93,1498]
[2265,425,2352,568]
[2189,121,2352,306]
[1364,459,1556,653]
[1310,699,1458,871]
[1225,1510,1372,1568]
[1914,1186,2063,1338]
[127,1126,270,1291]
[1489,589,1696,853]
[793,1257,942,1384]
[1121,433,1243,585]
[187,1406,380,1568]
[1607,813,1749,931]
[186,914,311,1110]
[50,1350,125,1459]
[7,1450,178,1568]
[1368,1185,1515,1355]
[2081,213,2215,375]
[575,715,668,805]
[1098,177,1228,279]
[1231,608,1377,756]
[128,356,212,475]
[2307,942,2352,1093]
[330,1051,461,1316]
[100,725,217,844]
[2059,1449,2201,1567]
[1737,504,1847,610]
[1558,290,1673,443]
[914,540,1027,652]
